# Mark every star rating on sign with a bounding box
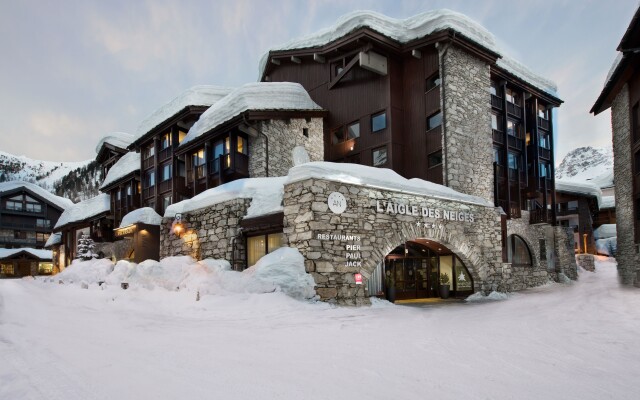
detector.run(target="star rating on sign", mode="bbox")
[416,221,437,229]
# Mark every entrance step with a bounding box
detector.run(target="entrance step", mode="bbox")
[395,298,463,305]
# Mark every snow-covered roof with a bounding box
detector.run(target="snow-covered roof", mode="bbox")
[594,224,616,240]
[287,162,494,207]
[259,9,558,98]
[94,132,134,154]
[165,161,494,219]
[165,177,288,219]
[136,85,234,140]
[44,232,62,248]
[0,248,52,260]
[54,193,110,230]
[555,179,603,208]
[119,207,162,228]
[100,152,140,190]
[600,196,615,210]
[181,83,323,147]
[0,181,74,210]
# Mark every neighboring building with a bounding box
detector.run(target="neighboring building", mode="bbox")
[591,5,640,285]
[555,180,602,254]
[0,181,73,250]
[0,248,53,278]
[100,152,141,228]
[95,132,135,178]
[128,85,234,216]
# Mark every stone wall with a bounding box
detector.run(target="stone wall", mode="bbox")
[576,254,595,272]
[283,178,504,305]
[611,84,640,284]
[94,240,132,261]
[249,117,323,178]
[555,226,578,280]
[441,45,493,203]
[159,198,250,269]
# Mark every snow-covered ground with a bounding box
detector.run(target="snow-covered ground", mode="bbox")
[1,257,639,400]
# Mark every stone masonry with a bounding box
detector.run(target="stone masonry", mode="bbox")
[611,84,640,284]
[249,117,323,178]
[160,198,250,269]
[441,45,494,204]
[283,178,504,305]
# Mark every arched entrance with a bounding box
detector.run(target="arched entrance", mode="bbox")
[383,240,474,300]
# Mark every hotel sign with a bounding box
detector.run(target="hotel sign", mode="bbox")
[114,224,137,238]
[376,200,475,223]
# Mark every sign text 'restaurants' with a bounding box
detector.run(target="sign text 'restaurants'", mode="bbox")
[376,200,475,222]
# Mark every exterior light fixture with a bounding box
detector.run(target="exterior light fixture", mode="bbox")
[172,213,184,236]
[583,233,588,254]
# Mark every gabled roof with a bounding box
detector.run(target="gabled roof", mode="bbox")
[180,82,324,148]
[259,9,560,100]
[132,85,233,148]
[100,152,140,191]
[0,181,74,211]
[0,248,53,261]
[95,132,134,155]
[591,5,640,115]
[54,194,110,231]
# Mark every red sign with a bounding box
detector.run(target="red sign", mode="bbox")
[354,273,363,285]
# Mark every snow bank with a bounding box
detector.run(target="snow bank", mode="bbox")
[288,161,494,207]
[182,83,322,147]
[136,85,233,139]
[596,238,617,257]
[259,9,558,97]
[99,152,140,190]
[164,176,287,218]
[94,132,134,154]
[0,180,74,210]
[54,248,316,301]
[54,194,110,229]
[594,224,616,240]
[465,291,508,302]
[119,207,162,228]
[44,232,61,248]
[0,248,52,260]
[555,179,603,208]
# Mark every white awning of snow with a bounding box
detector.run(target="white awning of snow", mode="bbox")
[100,152,140,190]
[119,207,162,228]
[44,232,62,248]
[94,132,134,154]
[54,194,110,230]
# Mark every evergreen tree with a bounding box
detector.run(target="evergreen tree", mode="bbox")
[77,233,96,260]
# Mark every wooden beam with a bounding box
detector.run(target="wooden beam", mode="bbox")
[328,54,359,90]
[313,53,325,63]
[291,56,301,64]
[270,58,281,65]
[411,49,422,59]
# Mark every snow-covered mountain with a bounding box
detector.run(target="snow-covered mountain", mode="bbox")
[0,150,102,202]
[556,146,614,189]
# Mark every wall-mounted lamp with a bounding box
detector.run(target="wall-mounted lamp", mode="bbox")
[172,213,184,237]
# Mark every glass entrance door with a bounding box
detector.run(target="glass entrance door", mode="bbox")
[385,257,433,300]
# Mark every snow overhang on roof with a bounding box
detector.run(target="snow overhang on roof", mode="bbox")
[100,152,141,191]
[119,207,162,228]
[259,9,559,100]
[0,248,53,261]
[0,181,74,210]
[44,232,62,248]
[180,82,323,147]
[54,194,110,230]
[555,179,603,208]
[133,85,234,145]
[95,132,134,155]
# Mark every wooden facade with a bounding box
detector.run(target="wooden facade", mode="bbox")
[96,142,129,178]
[262,27,561,223]
[101,173,141,228]
[0,186,65,249]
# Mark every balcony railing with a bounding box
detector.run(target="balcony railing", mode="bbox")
[507,102,522,118]
[492,129,504,144]
[143,187,155,199]
[520,170,527,185]
[538,147,551,160]
[143,156,155,170]
[158,147,172,162]
[507,135,523,150]
[508,168,519,181]
[491,95,503,110]
[158,179,172,194]
[538,117,550,131]
[530,208,552,225]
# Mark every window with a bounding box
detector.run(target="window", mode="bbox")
[303,128,309,138]
[6,200,22,211]
[237,136,247,155]
[507,120,520,137]
[178,131,187,144]
[538,104,548,119]
[567,201,578,211]
[116,190,121,201]
[36,232,49,242]
[490,80,499,96]
[334,63,344,76]
[162,196,172,214]
[508,152,520,170]
[192,149,205,166]
[507,235,532,266]
[347,122,360,140]
[247,233,284,267]
[36,219,50,228]
[491,114,501,131]
[127,185,132,196]
[332,127,345,145]
[506,88,519,105]
[1,263,14,276]
[494,148,503,165]
[146,170,155,187]
[426,112,442,130]
[161,163,172,182]
[160,132,171,150]
[14,231,26,240]
[25,203,42,213]
[371,112,387,132]
[539,162,549,178]
[144,144,155,159]
[428,150,442,168]
[426,73,441,92]
[539,133,550,149]
[372,146,388,167]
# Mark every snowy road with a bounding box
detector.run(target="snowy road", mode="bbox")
[1,258,639,400]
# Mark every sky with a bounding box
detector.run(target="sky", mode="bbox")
[0,0,636,163]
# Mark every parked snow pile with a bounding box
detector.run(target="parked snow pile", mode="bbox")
[53,248,316,300]
[465,291,509,302]
[594,224,617,256]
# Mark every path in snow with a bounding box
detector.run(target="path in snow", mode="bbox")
[0,258,638,400]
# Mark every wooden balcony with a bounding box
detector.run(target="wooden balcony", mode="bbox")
[520,170,527,185]
[491,95,503,110]
[158,179,172,194]
[538,147,551,160]
[143,187,155,199]
[425,87,441,115]
[492,129,504,144]
[538,117,550,131]
[507,135,523,150]
[530,208,552,225]
[508,168,519,181]
[507,102,522,118]
[143,156,155,170]
[158,147,172,162]
[495,165,506,181]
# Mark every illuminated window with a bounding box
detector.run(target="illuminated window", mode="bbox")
[1,263,14,276]
[247,233,284,267]
[237,136,247,155]
[192,149,205,166]
[178,131,187,144]
[161,132,172,150]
